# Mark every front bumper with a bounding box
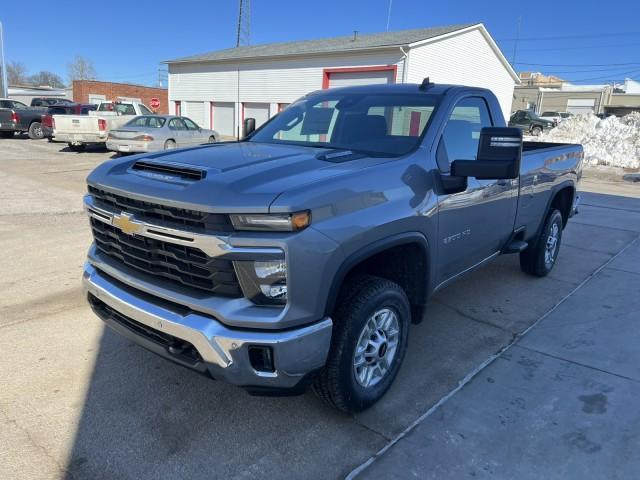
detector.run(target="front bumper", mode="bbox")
[83,262,333,390]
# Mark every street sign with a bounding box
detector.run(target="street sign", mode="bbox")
[150,97,160,109]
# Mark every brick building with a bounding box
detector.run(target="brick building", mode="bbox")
[72,80,168,113]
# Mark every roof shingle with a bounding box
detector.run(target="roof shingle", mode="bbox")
[166,24,475,64]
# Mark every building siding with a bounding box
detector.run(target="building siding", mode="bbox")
[406,28,515,121]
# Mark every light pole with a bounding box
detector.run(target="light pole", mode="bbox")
[0,22,8,98]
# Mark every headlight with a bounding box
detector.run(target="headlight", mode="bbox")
[230,211,311,232]
[234,259,287,306]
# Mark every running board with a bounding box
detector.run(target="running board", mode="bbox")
[504,240,528,254]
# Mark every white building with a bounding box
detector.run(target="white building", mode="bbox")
[166,23,518,138]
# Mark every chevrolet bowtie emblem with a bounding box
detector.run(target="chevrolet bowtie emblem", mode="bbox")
[112,213,141,235]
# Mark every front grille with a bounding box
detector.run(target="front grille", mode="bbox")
[88,293,203,365]
[91,217,242,297]
[88,186,233,232]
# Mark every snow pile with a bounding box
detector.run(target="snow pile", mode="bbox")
[537,112,640,169]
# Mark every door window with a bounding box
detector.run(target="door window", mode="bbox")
[182,118,200,130]
[168,118,187,131]
[436,97,492,172]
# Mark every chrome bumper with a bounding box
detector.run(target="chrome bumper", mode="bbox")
[83,263,333,390]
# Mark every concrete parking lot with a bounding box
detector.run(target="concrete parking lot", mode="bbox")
[0,135,638,479]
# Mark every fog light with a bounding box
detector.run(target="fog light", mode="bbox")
[249,346,275,373]
[254,260,286,279]
[260,284,287,299]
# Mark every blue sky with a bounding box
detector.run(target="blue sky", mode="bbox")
[2,0,640,86]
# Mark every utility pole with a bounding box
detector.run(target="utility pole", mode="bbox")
[236,0,251,47]
[511,16,522,66]
[386,0,393,32]
[0,22,8,98]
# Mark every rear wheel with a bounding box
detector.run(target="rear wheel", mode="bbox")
[164,139,176,150]
[28,122,44,140]
[208,135,216,143]
[313,275,410,413]
[531,125,543,136]
[520,209,563,277]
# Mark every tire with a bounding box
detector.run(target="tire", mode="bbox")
[0,131,15,138]
[28,122,44,140]
[313,275,411,413]
[208,135,216,143]
[520,209,563,277]
[68,143,86,152]
[164,139,176,150]
[531,125,543,136]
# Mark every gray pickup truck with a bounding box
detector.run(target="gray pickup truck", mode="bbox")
[0,98,48,139]
[82,81,582,412]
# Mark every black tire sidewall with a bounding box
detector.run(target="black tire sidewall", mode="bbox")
[334,282,410,411]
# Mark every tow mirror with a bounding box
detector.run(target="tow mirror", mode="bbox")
[243,118,256,138]
[450,127,522,180]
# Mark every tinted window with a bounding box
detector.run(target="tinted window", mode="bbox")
[11,101,27,108]
[139,104,153,115]
[182,118,200,130]
[541,111,558,116]
[125,116,166,128]
[0,100,11,108]
[436,97,492,172]
[168,118,187,130]
[249,92,440,157]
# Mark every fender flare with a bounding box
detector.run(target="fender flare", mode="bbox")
[532,180,576,241]
[323,231,431,317]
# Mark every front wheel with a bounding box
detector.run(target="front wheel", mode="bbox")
[313,275,410,413]
[207,135,216,144]
[531,125,543,136]
[520,209,563,277]
[28,122,44,140]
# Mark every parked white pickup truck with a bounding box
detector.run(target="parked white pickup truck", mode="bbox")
[53,101,154,151]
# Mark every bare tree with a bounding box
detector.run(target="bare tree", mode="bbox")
[67,55,96,83]
[7,61,27,85]
[29,71,65,88]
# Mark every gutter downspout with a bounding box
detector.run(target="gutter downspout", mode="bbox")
[399,46,409,83]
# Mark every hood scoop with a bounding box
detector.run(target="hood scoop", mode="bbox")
[131,160,206,181]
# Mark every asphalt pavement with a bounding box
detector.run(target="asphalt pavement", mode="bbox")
[0,136,638,480]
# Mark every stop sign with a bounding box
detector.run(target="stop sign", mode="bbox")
[150,97,160,109]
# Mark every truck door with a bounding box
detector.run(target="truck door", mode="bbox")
[435,96,518,284]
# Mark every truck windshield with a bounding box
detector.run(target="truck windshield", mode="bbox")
[248,92,440,157]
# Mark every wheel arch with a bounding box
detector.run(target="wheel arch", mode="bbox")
[324,232,431,323]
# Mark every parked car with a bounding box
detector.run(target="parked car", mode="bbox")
[539,111,562,124]
[107,115,217,153]
[82,82,582,412]
[509,109,555,136]
[53,100,155,151]
[30,97,75,107]
[41,103,98,140]
[0,98,48,139]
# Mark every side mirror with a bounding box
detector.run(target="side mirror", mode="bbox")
[451,127,522,180]
[243,117,256,137]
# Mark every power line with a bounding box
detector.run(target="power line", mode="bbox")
[562,68,640,83]
[516,61,640,67]
[498,30,640,42]
[516,41,640,52]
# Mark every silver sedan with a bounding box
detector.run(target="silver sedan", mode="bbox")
[106,115,218,153]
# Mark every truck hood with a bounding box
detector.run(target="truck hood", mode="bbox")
[87,141,391,213]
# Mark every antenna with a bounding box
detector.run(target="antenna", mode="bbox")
[511,16,522,65]
[236,0,251,47]
[419,77,433,90]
